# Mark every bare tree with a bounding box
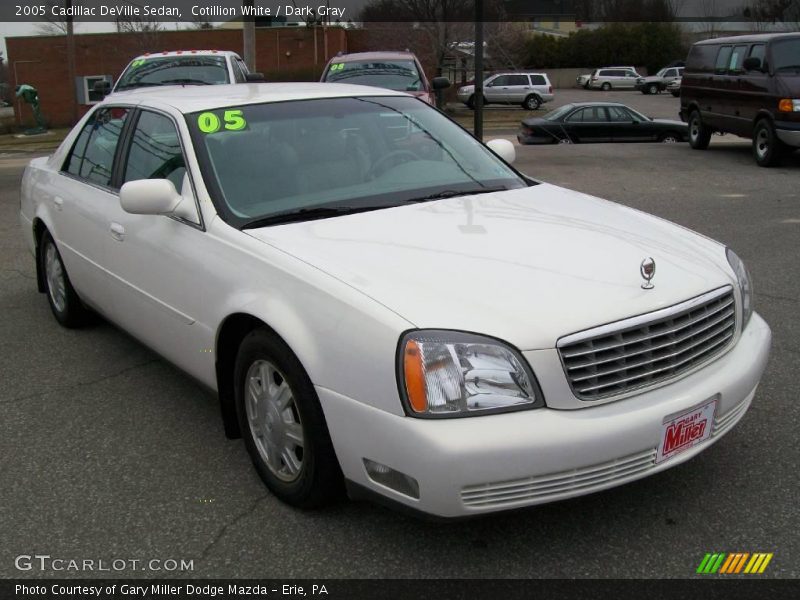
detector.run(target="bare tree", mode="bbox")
[35,1,81,35]
[115,11,163,52]
[744,0,800,30]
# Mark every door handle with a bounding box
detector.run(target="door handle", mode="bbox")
[52,196,64,211]
[109,222,125,241]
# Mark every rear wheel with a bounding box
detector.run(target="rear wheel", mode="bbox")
[752,119,785,167]
[466,94,485,110]
[523,95,541,111]
[601,82,612,91]
[234,328,343,508]
[688,111,711,150]
[39,230,89,328]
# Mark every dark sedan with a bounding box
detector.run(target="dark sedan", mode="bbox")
[517,102,688,145]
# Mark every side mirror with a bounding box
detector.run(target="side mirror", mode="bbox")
[742,57,762,72]
[245,72,265,82]
[486,138,516,165]
[120,179,182,216]
[432,76,450,91]
[93,80,111,97]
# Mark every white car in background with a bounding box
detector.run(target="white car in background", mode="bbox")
[19,83,771,518]
[111,50,263,94]
[458,72,554,110]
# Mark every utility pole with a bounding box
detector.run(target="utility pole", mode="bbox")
[66,0,77,123]
[242,0,256,71]
[474,0,484,141]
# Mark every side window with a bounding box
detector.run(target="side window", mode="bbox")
[530,74,546,85]
[749,44,766,63]
[63,107,130,187]
[664,69,676,78]
[123,110,186,192]
[729,45,749,72]
[566,109,585,123]
[236,58,250,74]
[715,46,733,74]
[230,59,246,83]
[507,75,528,86]
[607,106,631,122]
[489,75,509,86]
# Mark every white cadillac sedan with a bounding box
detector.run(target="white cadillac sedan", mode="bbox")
[20,83,771,518]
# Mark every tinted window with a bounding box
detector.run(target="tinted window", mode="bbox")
[566,107,608,122]
[664,69,677,78]
[607,106,632,122]
[231,59,246,83]
[123,111,186,191]
[489,75,509,86]
[64,107,130,187]
[687,44,718,72]
[324,59,422,91]
[507,75,528,86]
[715,46,733,74]
[749,44,766,62]
[116,56,229,90]
[729,45,749,71]
[530,74,547,85]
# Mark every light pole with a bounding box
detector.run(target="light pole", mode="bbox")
[242,0,256,71]
[66,0,77,124]
[474,0,484,141]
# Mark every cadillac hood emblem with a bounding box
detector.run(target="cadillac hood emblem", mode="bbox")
[640,257,656,289]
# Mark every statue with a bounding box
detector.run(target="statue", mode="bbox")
[15,84,48,135]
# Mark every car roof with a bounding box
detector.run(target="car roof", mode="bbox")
[102,82,407,113]
[565,102,630,108]
[694,32,800,45]
[332,51,417,62]
[130,50,239,60]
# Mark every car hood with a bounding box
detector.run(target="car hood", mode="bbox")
[776,72,800,97]
[246,184,733,350]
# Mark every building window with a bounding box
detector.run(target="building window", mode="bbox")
[84,76,110,104]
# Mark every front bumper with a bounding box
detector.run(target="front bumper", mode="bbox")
[776,121,800,147]
[320,313,771,518]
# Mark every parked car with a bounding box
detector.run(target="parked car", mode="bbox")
[588,67,642,90]
[20,83,770,518]
[458,72,554,110]
[680,32,800,167]
[636,66,684,94]
[577,66,637,89]
[320,51,448,105]
[112,51,263,94]
[667,77,682,97]
[518,102,688,144]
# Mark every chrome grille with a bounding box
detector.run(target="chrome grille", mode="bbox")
[461,449,657,509]
[558,287,736,401]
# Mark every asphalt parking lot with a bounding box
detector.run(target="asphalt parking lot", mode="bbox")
[1,93,798,579]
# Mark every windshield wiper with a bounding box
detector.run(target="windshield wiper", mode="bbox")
[241,205,387,229]
[160,79,213,85]
[115,82,164,90]
[405,187,507,203]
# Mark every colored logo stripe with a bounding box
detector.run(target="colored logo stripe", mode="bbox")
[697,552,773,574]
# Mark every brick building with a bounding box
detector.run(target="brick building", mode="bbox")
[7,26,348,127]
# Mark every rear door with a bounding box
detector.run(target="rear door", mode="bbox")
[505,74,532,103]
[707,45,733,128]
[564,106,613,142]
[53,106,132,312]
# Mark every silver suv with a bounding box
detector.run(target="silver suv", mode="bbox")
[588,68,642,90]
[458,72,554,110]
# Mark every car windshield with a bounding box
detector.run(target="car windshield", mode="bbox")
[115,56,229,90]
[324,60,422,91]
[772,39,800,72]
[188,96,526,227]
[656,68,668,76]
[542,104,575,121]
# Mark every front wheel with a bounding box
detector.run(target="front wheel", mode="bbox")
[659,132,681,144]
[523,95,541,111]
[752,119,785,167]
[688,111,711,150]
[234,328,343,508]
[647,83,659,95]
[40,230,89,328]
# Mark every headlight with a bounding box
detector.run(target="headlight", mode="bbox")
[726,248,753,328]
[398,330,544,418]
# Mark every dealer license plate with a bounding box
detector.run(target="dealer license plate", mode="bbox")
[656,397,717,464]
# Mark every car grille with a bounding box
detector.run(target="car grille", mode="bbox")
[558,287,736,401]
[461,449,657,509]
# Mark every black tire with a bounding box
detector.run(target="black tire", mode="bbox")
[39,230,89,328]
[601,82,611,91]
[688,110,711,150]
[234,328,343,508]
[647,83,659,95]
[671,90,680,98]
[752,119,785,167]
[466,94,485,110]
[522,95,541,111]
